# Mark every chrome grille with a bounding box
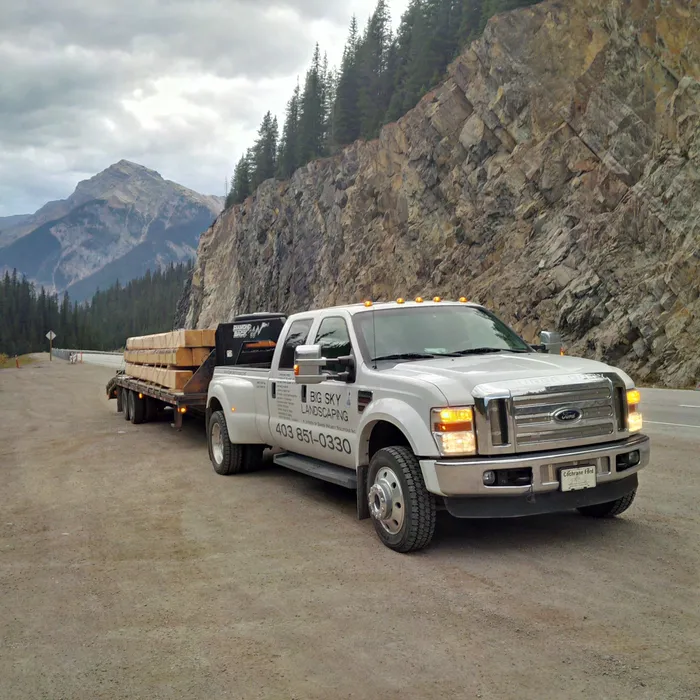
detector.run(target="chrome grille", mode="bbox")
[513,380,616,451]
[473,373,626,455]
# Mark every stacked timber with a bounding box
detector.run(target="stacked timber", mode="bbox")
[124,329,216,391]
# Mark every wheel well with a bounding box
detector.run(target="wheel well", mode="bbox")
[206,398,223,424]
[368,421,411,460]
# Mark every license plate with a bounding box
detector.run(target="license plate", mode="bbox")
[560,465,596,492]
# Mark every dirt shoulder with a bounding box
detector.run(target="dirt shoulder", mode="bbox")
[1,357,698,699]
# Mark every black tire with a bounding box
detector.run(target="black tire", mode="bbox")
[208,411,264,476]
[129,391,146,425]
[145,397,159,422]
[577,489,637,518]
[123,390,131,421]
[367,446,436,553]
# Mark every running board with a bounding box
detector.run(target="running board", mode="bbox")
[273,453,357,490]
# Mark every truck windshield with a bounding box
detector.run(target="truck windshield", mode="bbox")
[352,306,532,362]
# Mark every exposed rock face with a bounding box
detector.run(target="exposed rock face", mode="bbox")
[0,160,223,300]
[178,0,700,388]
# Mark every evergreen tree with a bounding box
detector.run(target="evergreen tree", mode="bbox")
[298,43,328,164]
[277,80,302,178]
[332,16,362,148]
[0,263,194,355]
[226,150,253,207]
[356,0,393,140]
[250,111,279,189]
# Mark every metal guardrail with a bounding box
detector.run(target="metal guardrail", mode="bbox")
[53,348,123,361]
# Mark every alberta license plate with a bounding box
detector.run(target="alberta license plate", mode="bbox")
[560,465,596,492]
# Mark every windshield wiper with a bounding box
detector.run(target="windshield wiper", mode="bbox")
[371,352,441,362]
[451,347,529,356]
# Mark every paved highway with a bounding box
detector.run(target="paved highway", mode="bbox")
[641,387,700,438]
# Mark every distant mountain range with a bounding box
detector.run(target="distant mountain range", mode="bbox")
[0,160,223,301]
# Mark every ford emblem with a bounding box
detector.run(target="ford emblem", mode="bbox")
[554,407,582,423]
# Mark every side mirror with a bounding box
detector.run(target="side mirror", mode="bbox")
[539,331,562,355]
[294,345,327,384]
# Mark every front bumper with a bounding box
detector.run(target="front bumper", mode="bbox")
[421,434,650,501]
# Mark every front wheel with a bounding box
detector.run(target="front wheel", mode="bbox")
[367,446,436,553]
[577,489,637,518]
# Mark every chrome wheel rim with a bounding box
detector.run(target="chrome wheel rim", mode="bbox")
[211,421,224,465]
[368,466,405,535]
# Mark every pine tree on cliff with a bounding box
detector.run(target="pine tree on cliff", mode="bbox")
[331,16,362,148]
[385,0,422,123]
[277,80,302,178]
[227,150,253,207]
[250,111,279,189]
[356,0,393,140]
[459,0,485,41]
[298,44,327,165]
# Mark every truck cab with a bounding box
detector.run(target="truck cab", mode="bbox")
[206,299,650,553]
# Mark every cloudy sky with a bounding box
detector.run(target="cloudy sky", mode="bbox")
[0,0,410,216]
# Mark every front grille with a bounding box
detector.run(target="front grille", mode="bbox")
[473,374,626,455]
[512,381,616,451]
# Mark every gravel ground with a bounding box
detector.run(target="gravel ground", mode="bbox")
[1,357,699,699]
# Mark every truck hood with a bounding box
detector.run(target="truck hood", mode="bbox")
[379,353,634,403]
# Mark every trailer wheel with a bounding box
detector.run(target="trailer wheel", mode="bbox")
[208,411,263,475]
[123,390,131,421]
[145,397,159,422]
[367,446,436,553]
[129,391,146,425]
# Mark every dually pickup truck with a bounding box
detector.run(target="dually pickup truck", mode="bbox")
[203,299,650,552]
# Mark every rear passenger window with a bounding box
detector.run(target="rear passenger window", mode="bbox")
[278,319,313,370]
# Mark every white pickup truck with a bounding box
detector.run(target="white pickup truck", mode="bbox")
[205,299,650,552]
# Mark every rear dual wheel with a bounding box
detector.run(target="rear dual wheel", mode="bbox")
[208,410,263,475]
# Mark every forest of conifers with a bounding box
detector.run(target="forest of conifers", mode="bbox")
[226,0,539,207]
[0,263,192,356]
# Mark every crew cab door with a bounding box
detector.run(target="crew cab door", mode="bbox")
[268,317,314,451]
[296,314,361,469]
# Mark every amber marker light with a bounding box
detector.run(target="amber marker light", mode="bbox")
[396,298,405,304]
[415,297,424,303]
[626,389,643,432]
[459,296,468,303]
[364,300,373,307]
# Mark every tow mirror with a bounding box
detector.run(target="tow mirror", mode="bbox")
[294,345,327,384]
[539,331,562,355]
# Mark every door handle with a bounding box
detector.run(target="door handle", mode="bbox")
[271,382,276,399]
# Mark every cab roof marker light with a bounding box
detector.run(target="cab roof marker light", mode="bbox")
[459,296,468,303]
[433,296,442,302]
[415,297,424,303]
[396,298,405,304]
[364,300,373,307]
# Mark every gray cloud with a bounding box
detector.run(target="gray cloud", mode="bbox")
[0,0,408,216]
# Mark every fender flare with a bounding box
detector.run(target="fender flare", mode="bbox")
[355,397,436,468]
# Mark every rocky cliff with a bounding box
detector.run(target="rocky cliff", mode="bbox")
[178,0,700,388]
[0,161,223,300]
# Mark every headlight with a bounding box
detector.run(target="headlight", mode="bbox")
[626,388,643,432]
[431,407,476,456]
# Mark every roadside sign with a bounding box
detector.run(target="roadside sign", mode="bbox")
[46,330,56,361]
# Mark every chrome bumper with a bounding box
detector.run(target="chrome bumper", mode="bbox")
[422,434,650,497]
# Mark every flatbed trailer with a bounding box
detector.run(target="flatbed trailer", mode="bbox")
[106,314,287,429]
[106,349,216,428]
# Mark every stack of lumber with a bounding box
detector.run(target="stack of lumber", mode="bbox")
[124,329,216,391]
